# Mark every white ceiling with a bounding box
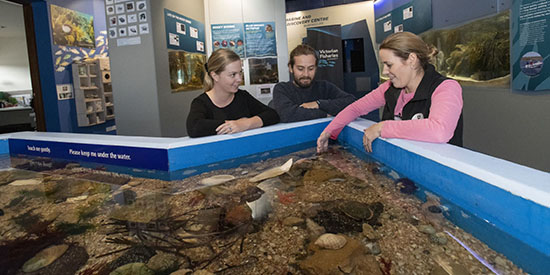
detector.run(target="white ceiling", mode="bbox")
[0,1,26,38]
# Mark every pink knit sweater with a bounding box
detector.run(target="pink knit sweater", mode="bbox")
[324,79,463,143]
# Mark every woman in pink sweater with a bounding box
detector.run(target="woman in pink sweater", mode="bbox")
[317,32,463,153]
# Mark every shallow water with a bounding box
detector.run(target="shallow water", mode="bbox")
[0,147,524,274]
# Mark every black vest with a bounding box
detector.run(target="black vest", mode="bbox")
[381,64,463,147]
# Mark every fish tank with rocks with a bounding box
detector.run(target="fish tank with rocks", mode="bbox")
[0,143,526,275]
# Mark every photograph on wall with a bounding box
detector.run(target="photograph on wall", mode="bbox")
[211,23,245,58]
[50,4,96,48]
[244,22,277,57]
[512,0,550,91]
[56,84,74,100]
[168,50,206,93]
[420,10,510,88]
[248,58,279,85]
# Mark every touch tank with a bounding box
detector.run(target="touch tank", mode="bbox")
[0,147,527,274]
[1,119,548,274]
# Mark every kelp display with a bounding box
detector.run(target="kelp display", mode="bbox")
[50,4,96,49]
[169,51,206,92]
[421,10,510,87]
[0,148,525,274]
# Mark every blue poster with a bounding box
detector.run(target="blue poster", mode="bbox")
[164,9,205,53]
[211,24,245,58]
[374,0,432,43]
[244,22,277,57]
[512,0,550,91]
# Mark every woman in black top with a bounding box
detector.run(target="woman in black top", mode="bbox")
[186,49,279,137]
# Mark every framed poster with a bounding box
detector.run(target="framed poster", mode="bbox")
[211,24,245,58]
[244,22,277,57]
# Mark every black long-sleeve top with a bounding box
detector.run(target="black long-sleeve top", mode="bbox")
[269,80,356,123]
[186,90,280,137]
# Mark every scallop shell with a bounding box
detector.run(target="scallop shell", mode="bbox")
[314,233,347,250]
[200,175,235,186]
[249,158,293,182]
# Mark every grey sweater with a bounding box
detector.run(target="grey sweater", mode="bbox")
[270,80,356,123]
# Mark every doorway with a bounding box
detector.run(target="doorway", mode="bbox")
[0,0,46,132]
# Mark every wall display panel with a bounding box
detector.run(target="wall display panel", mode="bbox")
[164,8,206,93]
[374,0,432,43]
[420,11,510,87]
[211,23,245,58]
[512,0,550,91]
[106,0,149,44]
[164,8,205,54]
[244,22,277,57]
[37,0,115,134]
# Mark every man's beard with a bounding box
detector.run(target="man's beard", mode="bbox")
[293,76,313,88]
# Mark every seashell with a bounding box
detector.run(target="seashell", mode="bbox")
[314,233,347,250]
[55,56,61,65]
[67,195,88,203]
[55,50,63,55]
[61,24,72,33]
[96,35,104,41]
[56,66,66,72]
[59,61,69,67]
[99,30,107,35]
[88,49,96,56]
[249,158,292,182]
[69,48,80,54]
[63,54,71,60]
[200,175,235,186]
[97,40,104,47]
[22,244,69,272]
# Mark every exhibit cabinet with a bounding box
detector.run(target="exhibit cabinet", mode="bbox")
[71,59,114,127]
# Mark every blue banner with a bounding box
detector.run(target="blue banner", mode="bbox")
[9,139,168,170]
[374,0,432,43]
[512,0,550,91]
[164,9,205,53]
[211,23,245,58]
[244,22,277,57]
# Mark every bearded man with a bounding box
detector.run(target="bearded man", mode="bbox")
[270,44,356,123]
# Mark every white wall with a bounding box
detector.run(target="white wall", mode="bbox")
[204,0,289,104]
[0,2,32,93]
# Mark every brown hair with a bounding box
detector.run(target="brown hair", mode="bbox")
[288,44,318,67]
[380,31,438,71]
[203,49,241,91]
